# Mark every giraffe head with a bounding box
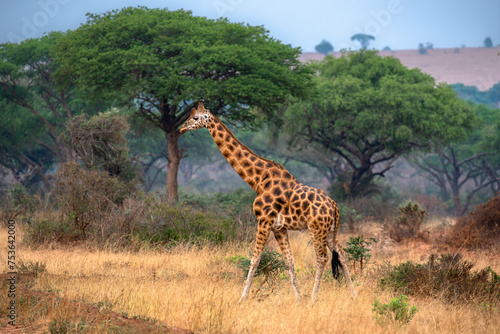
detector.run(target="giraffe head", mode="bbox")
[179,99,213,134]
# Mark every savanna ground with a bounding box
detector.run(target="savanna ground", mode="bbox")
[1,218,499,334]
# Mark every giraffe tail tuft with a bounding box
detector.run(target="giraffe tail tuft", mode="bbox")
[331,249,342,280]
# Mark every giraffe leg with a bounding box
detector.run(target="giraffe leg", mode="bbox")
[310,230,329,303]
[238,220,271,303]
[327,231,357,299]
[335,241,357,299]
[273,228,301,300]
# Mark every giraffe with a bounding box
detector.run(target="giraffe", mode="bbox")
[179,99,357,303]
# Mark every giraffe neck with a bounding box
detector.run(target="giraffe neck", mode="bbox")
[206,116,282,193]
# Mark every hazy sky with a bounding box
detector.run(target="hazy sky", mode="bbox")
[1,0,499,51]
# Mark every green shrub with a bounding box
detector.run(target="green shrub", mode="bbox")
[379,253,500,306]
[230,249,287,292]
[338,203,363,233]
[134,196,237,245]
[180,188,256,219]
[372,295,418,326]
[24,215,80,245]
[343,235,377,273]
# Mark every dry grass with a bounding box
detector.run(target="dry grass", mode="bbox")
[1,225,499,333]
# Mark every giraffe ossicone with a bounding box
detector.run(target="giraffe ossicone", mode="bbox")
[180,99,357,303]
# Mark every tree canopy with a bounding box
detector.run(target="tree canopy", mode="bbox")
[55,6,314,200]
[484,37,493,48]
[285,50,477,198]
[414,103,500,216]
[452,82,500,108]
[315,39,334,55]
[0,32,107,186]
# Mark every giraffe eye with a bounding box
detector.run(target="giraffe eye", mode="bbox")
[193,116,199,121]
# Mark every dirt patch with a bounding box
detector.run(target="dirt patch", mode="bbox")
[0,273,192,333]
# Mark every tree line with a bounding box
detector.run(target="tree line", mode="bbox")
[1,6,499,216]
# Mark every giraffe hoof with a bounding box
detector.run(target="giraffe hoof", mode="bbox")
[237,295,249,304]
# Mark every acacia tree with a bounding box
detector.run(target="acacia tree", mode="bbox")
[55,7,313,200]
[414,104,500,216]
[350,34,375,49]
[286,50,476,199]
[315,39,334,55]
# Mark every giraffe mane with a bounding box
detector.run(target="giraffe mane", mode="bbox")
[211,114,285,170]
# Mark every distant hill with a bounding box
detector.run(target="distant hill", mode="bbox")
[299,47,500,91]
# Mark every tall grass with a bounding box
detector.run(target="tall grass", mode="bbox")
[2,225,499,333]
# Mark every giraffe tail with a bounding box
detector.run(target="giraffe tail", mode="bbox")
[331,249,342,280]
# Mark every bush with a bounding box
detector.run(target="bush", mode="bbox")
[0,183,37,222]
[230,248,287,294]
[446,194,500,249]
[372,295,418,326]
[342,192,397,223]
[387,200,429,242]
[338,203,363,233]
[180,188,255,217]
[378,253,500,306]
[343,235,377,273]
[24,214,80,245]
[133,195,237,246]
[53,162,132,240]
[66,110,140,182]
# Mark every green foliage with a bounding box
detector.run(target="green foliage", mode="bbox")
[0,101,47,186]
[350,33,375,49]
[24,217,79,245]
[451,82,500,108]
[315,39,334,55]
[6,183,36,215]
[343,235,377,272]
[231,248,287,289]
[372,295,418,326]
[286,50,476,198]
[0,33,113,187]
[388,200,429,242]
[56,6,313,117]
[180,188,255,218]
[413,103,500,216]
[55,6,314,199]
[134,196,237,245]
[379,253,500,306]
[338,202,363,232]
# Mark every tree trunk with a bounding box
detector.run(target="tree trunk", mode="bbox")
[451,184,463,217]
[165,130,182,202]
